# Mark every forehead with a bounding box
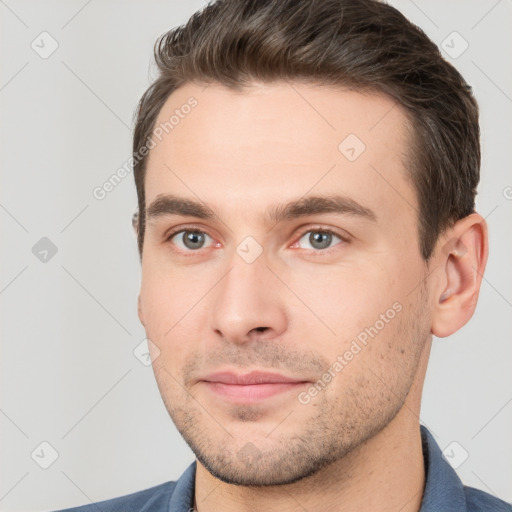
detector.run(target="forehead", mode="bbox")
[144,81,416,224]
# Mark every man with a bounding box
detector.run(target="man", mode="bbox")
[57,0,511,510]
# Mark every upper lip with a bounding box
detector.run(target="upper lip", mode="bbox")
[201,371,308,385]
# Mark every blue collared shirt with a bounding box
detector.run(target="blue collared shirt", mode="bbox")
[55,426,511,511]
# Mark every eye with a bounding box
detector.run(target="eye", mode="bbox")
[168,230,215,251]
[296,229,344,251]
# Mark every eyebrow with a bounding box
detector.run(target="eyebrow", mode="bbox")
[145,193,377,226]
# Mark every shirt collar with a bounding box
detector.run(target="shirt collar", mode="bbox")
[168,461,196,512]
[168,425,468,511]
[419,425,467,511]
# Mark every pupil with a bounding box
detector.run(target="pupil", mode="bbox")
[310,232,331,249]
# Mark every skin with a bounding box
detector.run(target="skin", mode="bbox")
[137,81,488,512]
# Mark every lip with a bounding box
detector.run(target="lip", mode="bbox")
[202,371,306,385]
[200,371,309,404]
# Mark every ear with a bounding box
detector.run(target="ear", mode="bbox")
[132,210,139,236]
[431,213,488,338]
[137,294,145,327]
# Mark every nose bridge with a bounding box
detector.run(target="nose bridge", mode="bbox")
[210,245,287,342]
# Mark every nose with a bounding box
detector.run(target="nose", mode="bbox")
[209,252,288,345]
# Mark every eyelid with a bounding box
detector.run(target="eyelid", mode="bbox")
[166,224,206,241]
[293,225,351,242]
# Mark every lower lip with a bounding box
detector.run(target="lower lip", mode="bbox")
[203,381,307,403]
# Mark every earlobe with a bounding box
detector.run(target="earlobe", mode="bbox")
[431,213,488,338]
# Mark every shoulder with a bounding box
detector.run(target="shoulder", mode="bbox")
[53,480,177,512]
[464,485,512,512]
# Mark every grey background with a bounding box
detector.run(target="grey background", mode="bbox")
[0,1,511,510]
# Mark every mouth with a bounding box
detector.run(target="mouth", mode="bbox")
[200,370,310,404]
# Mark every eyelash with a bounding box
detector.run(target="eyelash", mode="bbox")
[165,225,349,256]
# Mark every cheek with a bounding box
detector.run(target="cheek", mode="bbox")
[139,268,213,370]
[286,256,421,374]
[290,262,399,333]
[321,292,425,405]
[140,258,203,329]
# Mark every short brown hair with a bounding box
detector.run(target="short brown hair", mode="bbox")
[132,0,480,260]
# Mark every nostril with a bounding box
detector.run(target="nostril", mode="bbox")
[253,327,268,333]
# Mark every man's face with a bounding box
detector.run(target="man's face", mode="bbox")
[138,81,433,485]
